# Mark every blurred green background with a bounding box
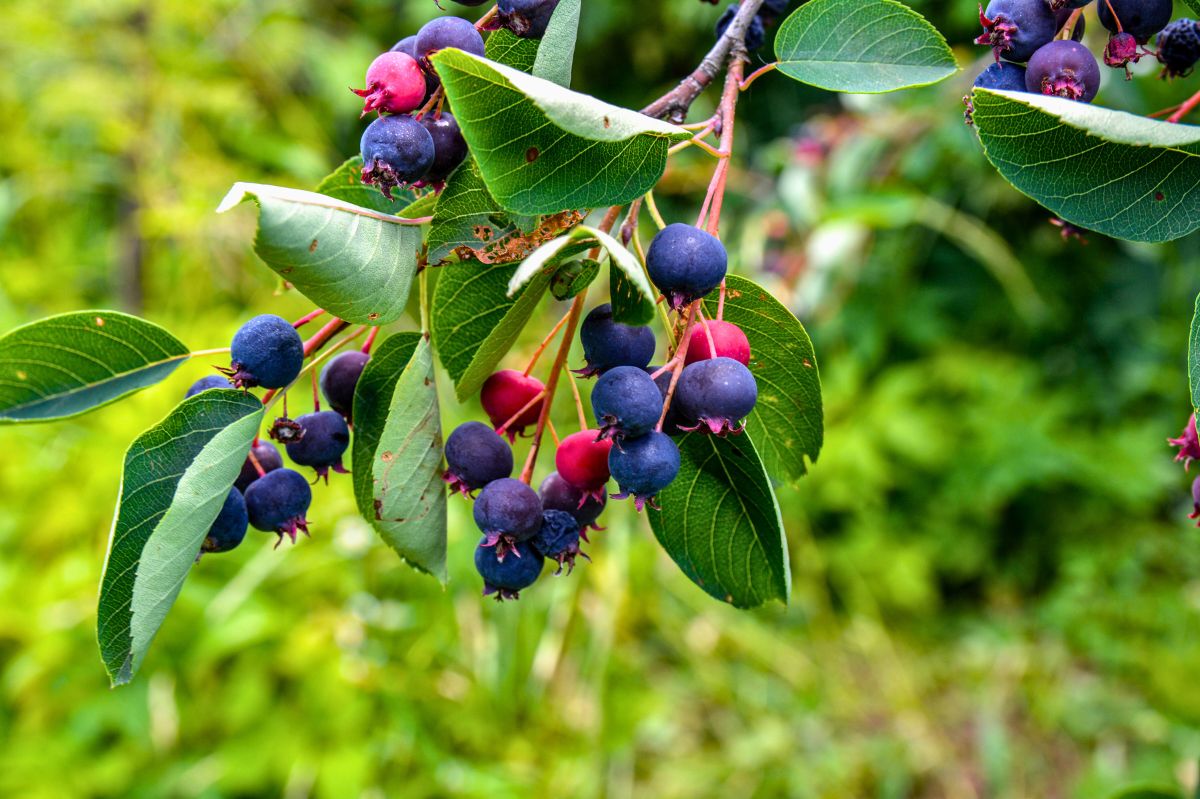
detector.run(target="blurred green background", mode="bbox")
[3,1,1200,797]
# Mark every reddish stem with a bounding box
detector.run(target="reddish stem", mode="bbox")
[248,449,267,478]
[717,280,727,320]
[1168,89,1200,123]
[361,327,380,355]
[524,309,573,377]
[739,62,777,91]
[698,55,745,237]
[695,307,719,356]
[495,389,548,438]
[292,309,326,329]
[657,301,700,431]
[311,369,320,412]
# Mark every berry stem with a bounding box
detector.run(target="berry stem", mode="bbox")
[474,5,499,30]
[248,448,267,478]
[1056,8,1083,39]
[292,309,326,329]
[523,309,574,377]
[188,347,232,359]
[656,300,701,432]
[495,389,548,438]
[1168,89,1200,123]
[697,52,745,237]
[563,364,589,432]
[1102,0,1124,32]
[547,419,561,447]
[361,327,379,355]
[739,62,777,91]
[695,307,719,356]
[303,318,350,357]
[626,202,677,336]
[643,190,668,231]
[312,369,320,412]
[717,281,727,321]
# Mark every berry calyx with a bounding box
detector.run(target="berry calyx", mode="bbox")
[1104,32,1143,77]
[608,431,681,511]
[676,357,758,436]
[497,0,561,39]
[975,0,1057,62]
[474,538,544,600]
[1157,18,1200,78]
[418,112,469,186]
[269,415,304,444]
[473,477,544,558]
[538,471,606,534]
[201,488,249,554]
[235,440,284,492]
[555,430,613,501]
[1098,0,1173,42]
[683,319,751,367]
[351,51,426,116]
[1025,40,1100,102]
[285,411,351,482]
[186,375,231,397]
[645,223,728,311]
[481,369,546,441]
[219,314,305,390]
[443,421,514,496]
[320,351,370,423]
[360,115,436,200]
[591,366,663,442]
[577,304,656,376]
[244,468,313,546]
[1169,414,1200,469]
[531,509,586,574]
[415,16,486,68]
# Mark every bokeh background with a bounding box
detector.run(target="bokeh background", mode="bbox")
[3,1,1200,797]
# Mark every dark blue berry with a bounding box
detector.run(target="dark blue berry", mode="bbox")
[1098,0,1172,41]
[645,223,728,311]
[676,357,758,435]
[220,315,304,390]
[286,411,351,482]
[1158,18,1200,77]
[319,351,370,422]
[578,303,656,376]
[235,440,284,492]
[443,421,514,495]
[1026,40,1100,102]
[498,0,561,38]
[474,538,544,600]
[473,477,543,557]
[608,431,680,511]
[418,112,469,184]
[360,115,436,200]
[976,0,1057,62]
[716,4,766,50]
[539,471,606,531]
[244,468,312,545]
[416,16,486,67]
[974,61,1028,92]
[531,509,585,574]
[202,488,249,554]
[186,375,231,397]
[759,0,790,23]
[591,365,663,441]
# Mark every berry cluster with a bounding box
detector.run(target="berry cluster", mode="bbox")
[451,224,760,600]
[967,0,1199,118]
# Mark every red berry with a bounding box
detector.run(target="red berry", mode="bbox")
[683,320,751,367]
[351,52,426,116]
[555,430,613,498]
[481,370,545,441]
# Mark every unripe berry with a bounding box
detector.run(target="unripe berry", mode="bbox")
[360,115,436,200]
[186,375,231,397]
[975,0,1057,62]
[474,477,544,558]
[351,51,426,116]
[391,35,438,101]
[538,471,606,532]
[1025,40,1100,102]
[244,467,312,546]
[443,421,514,495]
[285,411,351,482]
[481,369,545,441]
[474,538,544,600]
[646,224,728,311]
[578,304,656,376]
[319,351,370,423]
[221,314,304,390]
[683,319,751,366]
[591,366,663,441]
[235,440,284,492]
[531,509,586,574]
[416,16,486,68]
[677,357,758,436]
[555,430,613,500]
[498,0,561,38]
[201,488,249,554]
[608,431,681,511]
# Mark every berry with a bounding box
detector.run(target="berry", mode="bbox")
[473,477,543,557]
[683,319,751,366]
[319,351,370,423]
[235,440,284,492]
[418,112,469,185]
[360,115,436,200]
[285,411,351,482]
[758,0,791,24]
[650,367,688,437]
[497,0,561,38]
[539,471,606,532]
[1158,18,1200,78]
[608,432,681,511]
[1190,476,1200,525]
[555,430,613,501]
[1104,32,1144,75]
[244,468,312,546]
[481,369,546,441]
[591,366,663,441]
[973,61,1028,93]
[531,509,586,574]
[416,16,486,68]
[677,356,758,435]
[577,304,656,376]
[351,51,426,116]
[452,0,490,5]
[474,538,544,600]
[1169,415,1200,469]
[390,35,439,101]
[186,375,231,397]
[269,415,304,444]
[715,4,766,50]
[220,314,304,390]
[1025,40,1100,102]
[443,421,514,495]
[975,0,1057,63]
[201,488,249,554]
[1048,0,1093,10]
[1098,0,1172,41]
[646,224,728,311]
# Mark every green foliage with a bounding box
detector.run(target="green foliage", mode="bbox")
[532,0,581,87]
[315,157,422,213]
[1191,292,1200,415]
[484,28,541,74]
[550,258,601,300]
[425,158,530,264]
[0,311,189,424]
[775,0,957,93]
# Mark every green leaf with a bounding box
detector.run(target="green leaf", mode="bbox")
[426,158,524,264]
[610,263,654,325]
[1105,788,1182,799]
[217,183,423,325]
[1186,0,1200,16]
[352,332,421,524]
[484,27,541,73]
[1190,292,1200,415]
[703,275,823,483]
[532,0,580,87]
[433,49,689,215]
[431,261,554,401]
[0,311,189,424]
[647,433,790,608]
[315,156,422,213]
[506,232,593,295]
[973,90,1200,243]
[354,335,447,580]
[550,258,601,301]
[97,390,263,685]
[775,0,957,93]
[508,225,653,316]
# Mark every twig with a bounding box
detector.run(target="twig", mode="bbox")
[656,301,701,431]
[564,365,589,431]
[697,52,746,236]
[1168,89,1200,123]
[524,309,574,376]
[495,389,548,438]
[644,190,668,231]
[292,309,326,329]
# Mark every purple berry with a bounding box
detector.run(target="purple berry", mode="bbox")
[608,431,681,511]
[443,421,514,496]
[186,375,232,397]
[360,115,436,200]
[975,0,1057,62]
[201,488,249,554]
[715,4,766,50]
[1158,18,1200,77]
[497,0,561,38]
[646,224,729,311]
[973,61,1028,93]
[676,356,758,436]
[1026,40,1100,102]
[418,112,469,185]
[235,440,284,492]
[350,51,426,116]
[1190,476,1200,525]
[577,304,656,376]
[319,350,370,422]
[530,509,585,574]
[1098,0,1172,41]
[244,468,312,546]
[538,471,606,532]
[416,16,485,68]
[220,314,304,390]
[285,411,351,482]
[1170,415,1200,469]
[473,477,543,558]
[474,538,544,600]
[591,366,663,442]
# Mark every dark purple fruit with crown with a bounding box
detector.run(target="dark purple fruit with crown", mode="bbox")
[1026,40,1100,102]
[975,0,1057,62]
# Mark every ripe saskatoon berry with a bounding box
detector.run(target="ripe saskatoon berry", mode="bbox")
[758,0,791,25]
[1025,40,1100,102]
[202,488,249,554]
[221,314,304,389]
[677,356,758,435]
[244,468,312,546]
[539,471,606,533]
[351,51,426,116]
[443,421,514,496]
[320,351,370,423]
[236,440,284,492]
[715,4,766,50]
[415,16,486,68]
[1158,19,1200,78]
[531,509,586,574]
[186,375,231,397]
[650,367,688,437]
[578,303,656,376]
[1098,0,1172,42]
[498,0,562,38]
[481,369,546,441]
[646,224,728,311]
[1169,414,1200,469]
[555,430,613,501]
[474,538,544,600]
[285,411,351,482]
[474,477,544,558]
[591,366,664,441]
[360,115,436,199]
[418,112,469,185]
[683,319,751,367]
[975,0,1057,63]
[609,431,681,511]
[973,61,1028,93]
[391,36,439,101]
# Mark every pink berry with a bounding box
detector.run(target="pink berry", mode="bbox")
[481,370,546,442]
[555,430,613,499]
[351,52,426,116]
[683,320,751,367]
